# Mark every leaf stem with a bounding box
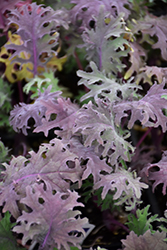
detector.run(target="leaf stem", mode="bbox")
[135,127,152,149]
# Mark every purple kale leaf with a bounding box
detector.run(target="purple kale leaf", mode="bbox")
[142,151,167,195]
[70,0,131,29]
[73,100,135,165]
[135,14,167,61]
[124,42,147,81]
[80,8,129,74]
[9,86,61,135]
[113,81,167,132]
[34,96,79,139]
[135,66,167,85]
[13,183,88,250]
[0,0,19,29]
[0,138,83,218]
[65,136,111,183]
[121,230,167,250]
[94,168,148,211]
[5,2,69,76]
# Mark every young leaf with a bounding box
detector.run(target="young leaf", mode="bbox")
[23,72,68,100]
[126,205,159,236]
[0,139,10,172]
[0,77,12,111]
[13,183,88,250]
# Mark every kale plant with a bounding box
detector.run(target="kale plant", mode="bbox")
[1,0,167,249]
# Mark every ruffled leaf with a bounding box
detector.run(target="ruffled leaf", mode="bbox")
[34,96,79,139]
[70,0,131,29]
[13,183,87,250]
[64,137,112,183]
[0,31,33,83]
[0,138,83,218]
[143,151,167,195]
[9,86,61,135]
[126,205,160,236]
[94,168,148,211]
[121,230,167,250]
[135,15,167,60]
[114,81,167,132]
[73,100,135,165]
[80,8,130,74]
[5,3,68,76]
[77,61,141,102]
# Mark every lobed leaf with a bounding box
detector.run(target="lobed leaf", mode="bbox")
[114,81,167,132]
[10,86,61,135]
[77,61,141,102]
[135,14,167,61]
[80,8,130,74]
[70,0,131,29]
[5,2,68,76]
[73,100,135,165]
[94,168,148,210]
[0,31,33,83]
[121,230,167,250]
[13,183,87,250]
[126,205,160,236]
[64,136,112,183]
[142,151,167,195]
[0,138,83,218]
[34,96,79,138]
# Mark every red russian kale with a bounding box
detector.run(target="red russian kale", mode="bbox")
[5,2,69,75]
[70,0,131,29]
[77,61,141,102]
[64,137,112,183]
[142,151,167,195]
[94,168,148,211]
[121,230,167,250]
[13,183,87,250]
[80,8,130,74]
[113,81,167,132]
[73,100,135,165]
[34,95,79,139]
[134,14,167,61]
[0,0,20,29]
[9,86,62,135]
[0,138,83,218]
